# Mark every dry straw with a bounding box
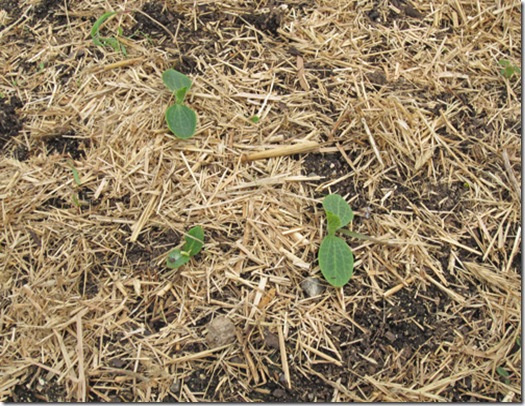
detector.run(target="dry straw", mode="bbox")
[0,0,521,402]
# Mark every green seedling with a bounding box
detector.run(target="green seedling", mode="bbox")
[318,194,355,287]
[67,159,82,186]
[162,69,198,139]
[91,11,127,56]
[67,159,84,206]
[496,366,510,384]
[498,59,520,79]
[249,115,260,124]
[166,225,204,269]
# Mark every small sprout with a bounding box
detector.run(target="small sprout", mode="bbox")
[249,115,260,123]
[67,159,82,186]
[162,69,198,139]
[71,193,81,207]
[317,194,355,287]
[498,59,521,79]
[166,225,204,269]
[496,366,510,384]
[91,11,127,56]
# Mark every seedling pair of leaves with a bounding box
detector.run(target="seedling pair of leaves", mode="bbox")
[318,194,355,287]
[91,12,127,56]
[166,226,204,269]
[498,59,521,79]
[162,69,198,139]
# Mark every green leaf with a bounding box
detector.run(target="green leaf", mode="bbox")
[498,59,520,79]
[91,12,117,46]
[162,69,193,93]
[182,226,204,257]
[166,248,190,269]
[67,159,82,186]
[165,104,197,139]
[318,235,354,287]
[496,366,511,384]
[496,366,510,377]
[323,194,353,230]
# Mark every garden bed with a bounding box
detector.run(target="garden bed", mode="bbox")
[0,0,521,401]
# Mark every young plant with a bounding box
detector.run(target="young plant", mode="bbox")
[162,69,198,139]
[496,366,510,385]
[166,225,204,269]
[318,194,354,287]
[498,59,521,79]
[91,11,127,56]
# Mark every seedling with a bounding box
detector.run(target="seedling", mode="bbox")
[166,226,204,269]
[162,69,198,139]
[318,194,354,287]
[67,159,82,186]
[498,59,520,79]
[249,115,260,124]
[496,366,510,384]
[67,159,84,207]
[91,11,127,56]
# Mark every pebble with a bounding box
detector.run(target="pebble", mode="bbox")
[272,388,286,398]
[169,381,180,393]
[205,315,236,347]
[300,277,325,297]
[263,329,280,349]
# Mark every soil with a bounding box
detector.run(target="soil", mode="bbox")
[0,0,520,402]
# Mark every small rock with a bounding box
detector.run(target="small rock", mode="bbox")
[263,328,280,349]
[230,356,243,364]
[206,315,236,347]
[385,331,396,343]
[300,277,325,297]
[109,358,126,368]
[169,381,180,393]
[272,388,286,398]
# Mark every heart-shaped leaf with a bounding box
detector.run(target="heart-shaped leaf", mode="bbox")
[165,104,197,139]
[322,194,353,231]
[166,249,190,269]
[318,235,354,287]
[162,69,192,93]
[182,226,204,257]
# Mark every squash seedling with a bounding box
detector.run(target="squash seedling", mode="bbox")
[162,69,198,139]
[498,59,521,79]
[91,11,127,56]
[318,194,355,287]
[166,226,204,269]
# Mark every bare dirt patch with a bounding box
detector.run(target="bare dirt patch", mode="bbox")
[0,0,521,402]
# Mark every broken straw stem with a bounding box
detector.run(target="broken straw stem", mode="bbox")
[241,141,319,162]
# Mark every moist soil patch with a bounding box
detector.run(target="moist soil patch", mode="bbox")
[0,0,521,402]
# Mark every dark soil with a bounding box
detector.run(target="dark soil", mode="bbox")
[0,96,23,151]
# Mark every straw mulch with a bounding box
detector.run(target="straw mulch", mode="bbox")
[0,0,521,402]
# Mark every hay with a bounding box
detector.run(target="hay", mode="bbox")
[0,0,521,402]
